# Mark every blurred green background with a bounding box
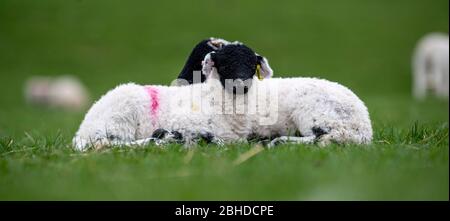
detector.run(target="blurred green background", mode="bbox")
[0,0,448,200]
[0,0,448,135]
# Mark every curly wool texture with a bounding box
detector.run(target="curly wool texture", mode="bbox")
[73,70,373,151]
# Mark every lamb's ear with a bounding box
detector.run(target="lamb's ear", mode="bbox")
[201,52,216,79]
[256,55,273,79]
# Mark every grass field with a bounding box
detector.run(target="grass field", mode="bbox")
[0,0,448,200]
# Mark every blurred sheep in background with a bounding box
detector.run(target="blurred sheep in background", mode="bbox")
[412,33,449,99]
[24,75,90,111]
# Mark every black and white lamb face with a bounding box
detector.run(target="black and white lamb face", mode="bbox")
[176,38,272,87]
[177,37,232,84]
[202,44,273,94]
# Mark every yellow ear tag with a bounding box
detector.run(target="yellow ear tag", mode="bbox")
[256,64,263,80]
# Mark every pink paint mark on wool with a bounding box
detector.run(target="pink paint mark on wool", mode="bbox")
[144,86,160,127]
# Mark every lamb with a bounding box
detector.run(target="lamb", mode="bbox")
[72,80,248,151]
[176,37,232,85]
[175,37,272,86]
[412,33,449,99]
[73,43,372,151]
[199,44,373,147]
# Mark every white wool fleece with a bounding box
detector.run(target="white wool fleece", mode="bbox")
[73,70,372,151]
[73,78,242,151]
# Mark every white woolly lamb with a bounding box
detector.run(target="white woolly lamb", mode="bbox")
[73,44,372,151]
[72,80,246,151]
[412,33,449,99]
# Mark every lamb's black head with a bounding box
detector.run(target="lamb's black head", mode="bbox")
[212,44,256,94]
[203,44,273,94]
[177,38,230,84]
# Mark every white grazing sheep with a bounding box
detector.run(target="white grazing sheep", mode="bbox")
[413,33,449,99]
